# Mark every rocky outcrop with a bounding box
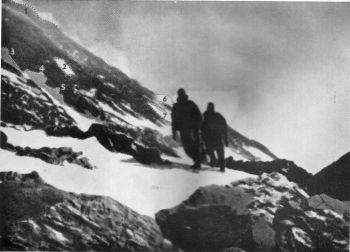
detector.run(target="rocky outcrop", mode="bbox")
[2,123,170,166]
[156,172,349,251]
[307,152,350,201]
[1,61,75,129]
[82,124,170,165]
[1,131,95,169]
[156,172,309,251]
[0,171,175,251]
[225,157,312,188]
[308,194,350,219]
[273,198,349,251]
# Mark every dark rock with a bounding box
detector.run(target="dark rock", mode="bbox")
[46,125,86,139]
[307,152,350,201]
[133,145,163,165]
[83,124,167,165]
[0,132,95,169]
[225,157,312,188]
[156,172,309,251]
[0,171,44,184]
[0,131,8,147]
[0,171,175,251]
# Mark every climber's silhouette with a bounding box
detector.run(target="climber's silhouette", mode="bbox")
[202,102,228,172]
[171,88,202,169]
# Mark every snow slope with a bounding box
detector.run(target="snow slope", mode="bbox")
[0,126,255,217]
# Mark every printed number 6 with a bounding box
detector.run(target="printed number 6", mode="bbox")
[163,96,167,102]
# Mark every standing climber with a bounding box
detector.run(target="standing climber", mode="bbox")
[202,102,228,172]
[171,88,202,169]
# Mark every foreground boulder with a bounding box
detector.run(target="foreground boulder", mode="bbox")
[156,172,308,251]
[156,172,349,251]
[0,171,174,251]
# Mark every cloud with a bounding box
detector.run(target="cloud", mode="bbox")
[89,42,131,76]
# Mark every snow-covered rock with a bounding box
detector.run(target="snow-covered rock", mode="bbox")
[273,196,349,251]
[225,157,312,188]
[1,131,95,169]
[156,172,349,251]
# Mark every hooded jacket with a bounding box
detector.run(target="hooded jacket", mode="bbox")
[171,94,202,131]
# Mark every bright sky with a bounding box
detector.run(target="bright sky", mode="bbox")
[27,1,350,173]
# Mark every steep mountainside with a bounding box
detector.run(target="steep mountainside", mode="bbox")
[307,152,350,201]
[1,0,277,163]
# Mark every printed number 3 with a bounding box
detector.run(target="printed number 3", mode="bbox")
[10,48,15,55]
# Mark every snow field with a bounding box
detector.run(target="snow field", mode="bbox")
[0,127,254,217]
[53,58,75,76]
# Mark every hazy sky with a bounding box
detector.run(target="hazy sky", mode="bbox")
[28,0,350,173]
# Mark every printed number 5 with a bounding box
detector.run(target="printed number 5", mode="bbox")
[60,84,66,91]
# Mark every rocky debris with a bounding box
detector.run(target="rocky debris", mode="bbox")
[1,61,75,129]
[307,152,350,201]
[46,123,170,165]
[308,194,350,219]
[273,198,349,251]
[1,131,95,169]
[83,124,169,165]
[156,172,309,251]
[225,157,312,188]
[0,171,175,251]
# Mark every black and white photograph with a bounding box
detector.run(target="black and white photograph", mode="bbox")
[0,0,349,251]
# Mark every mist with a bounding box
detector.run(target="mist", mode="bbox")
[28,0,350,173]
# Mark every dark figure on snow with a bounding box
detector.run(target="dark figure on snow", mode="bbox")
[171,88,202,169]
[202,102,228,172]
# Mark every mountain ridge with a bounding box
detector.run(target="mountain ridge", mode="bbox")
[1,0,278,163]
[307,152,350,201]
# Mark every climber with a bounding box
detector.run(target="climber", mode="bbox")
[202,102,228,172]
[171,88,202,169]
